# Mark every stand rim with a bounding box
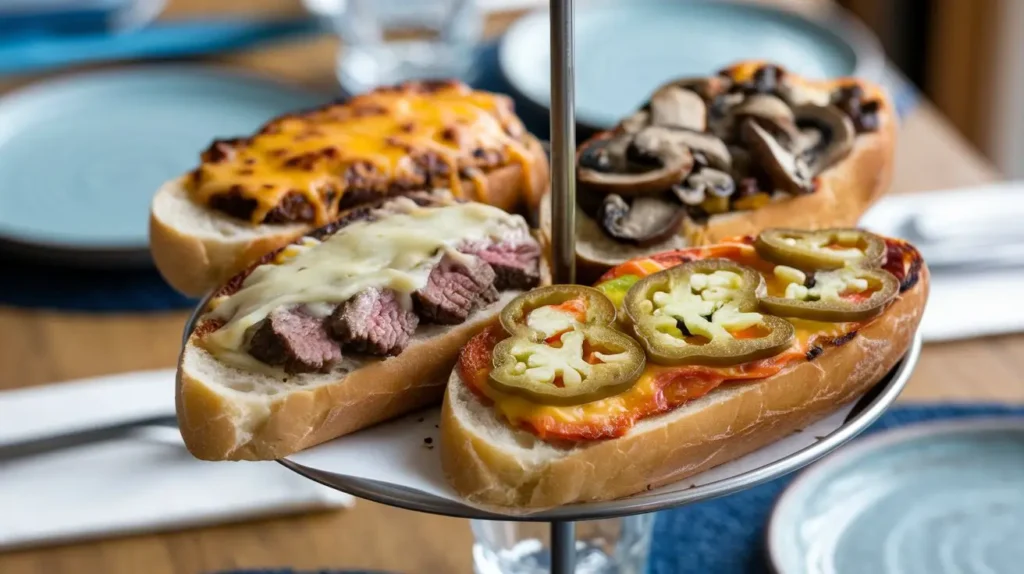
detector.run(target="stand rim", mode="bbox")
[277,332,920,522]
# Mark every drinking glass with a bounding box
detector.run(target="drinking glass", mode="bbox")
[304,0,483,94]
[471,515,656,574]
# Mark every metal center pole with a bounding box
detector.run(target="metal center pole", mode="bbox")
[549,0,577,571]
[550,520,577,574]
[549,0,576,286]
[548,0,578,569]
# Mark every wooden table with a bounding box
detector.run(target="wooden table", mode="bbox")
[2,2,1023,573]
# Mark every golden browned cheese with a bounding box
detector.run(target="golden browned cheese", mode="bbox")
[187,81,535,225]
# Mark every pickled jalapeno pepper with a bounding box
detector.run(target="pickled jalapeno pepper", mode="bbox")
[490,285,646,406]
[623,259,795,366]
[761,265,899,322]
[754,228,886,270]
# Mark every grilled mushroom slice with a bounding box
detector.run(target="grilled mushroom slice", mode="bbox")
[793,104,856,175]
[598,194,684,246]
[632,126,731,172]
[620,109,650,134]
[579,133,693,197]
[578,132,631,173]
[778,81,831,107]
[741,119,813,195]
[668,76,733,102]
[673,168,735,214]
[718,94,798,145]
[727,145,754,181]
[649,86,706,132]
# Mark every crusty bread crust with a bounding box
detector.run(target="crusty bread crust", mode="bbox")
[178,293,517,461]
[440,266,928,509]
[539,69,897,282]
[151,135,550,297]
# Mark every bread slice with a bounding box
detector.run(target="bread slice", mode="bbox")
[178,292,518,461]
[151,135,550,297]
[440,267,928,509]
[540,66,897,283]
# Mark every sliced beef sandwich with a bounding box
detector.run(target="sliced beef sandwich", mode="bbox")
[540,60,896,282]
[151,80,550,297]
[177,191,544,461]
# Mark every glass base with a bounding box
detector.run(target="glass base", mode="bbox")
[471,516,655,574]
[337,41,478,94]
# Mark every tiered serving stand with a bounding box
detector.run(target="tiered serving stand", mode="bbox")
[184,1,920,571]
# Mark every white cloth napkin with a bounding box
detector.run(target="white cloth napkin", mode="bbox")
[0,369,352,551]
[860,182,1024,342]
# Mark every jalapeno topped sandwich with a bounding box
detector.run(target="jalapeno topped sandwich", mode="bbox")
[151,80,549,296]
[441,227,927,508]
[540,60,896,281]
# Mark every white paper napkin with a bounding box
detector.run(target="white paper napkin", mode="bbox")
[0,369,352,551]
[860,182,1024,342]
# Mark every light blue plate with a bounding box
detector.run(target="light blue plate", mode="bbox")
[768,419,1024,574]
[0,66,327,267]
[499,0,884,131]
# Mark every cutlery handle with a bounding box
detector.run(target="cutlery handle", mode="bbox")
[0,415,178,462]
[911,189,1024,242]
[919,241,1024,271]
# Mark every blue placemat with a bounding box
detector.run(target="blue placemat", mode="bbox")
[0,254,196,311]
[210,405,1024,574]
[0,42,919,313]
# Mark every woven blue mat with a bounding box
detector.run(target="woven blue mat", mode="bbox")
[0,42,919,312]
[214,404,1024,574]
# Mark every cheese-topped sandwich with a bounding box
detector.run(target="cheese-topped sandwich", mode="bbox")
[177,191,546,461]
[151,80,549,296]
[442,227,927,508]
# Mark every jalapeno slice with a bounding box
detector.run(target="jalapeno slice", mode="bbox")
[500,285,616,341]
[754,228,886,270]
[489,324,646,406]
[760,266,899,322]
[623,259,795,366]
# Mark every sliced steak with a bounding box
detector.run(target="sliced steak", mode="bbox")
[328,288,419,356]
[415,253,498,324]
[463,240,542,291]
[248,308,341,374]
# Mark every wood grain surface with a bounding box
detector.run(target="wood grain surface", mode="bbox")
[1,1,1022,573]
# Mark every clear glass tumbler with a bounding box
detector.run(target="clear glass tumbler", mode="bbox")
[471,515,656,574]
[305,0,483,94]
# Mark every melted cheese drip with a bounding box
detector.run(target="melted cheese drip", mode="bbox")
[190,84,534,224]
[202,199,528,354]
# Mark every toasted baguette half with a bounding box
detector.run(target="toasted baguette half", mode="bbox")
[440,262,928,509]
[179,293,520,461]
[176,193,547,461]
[540,62,896,283]
[152,135,549,297]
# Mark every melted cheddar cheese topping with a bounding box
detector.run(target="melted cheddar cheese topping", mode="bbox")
[189,82,535,225]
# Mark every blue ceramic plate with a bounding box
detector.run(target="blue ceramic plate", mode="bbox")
[0,66,327,267]
[767,419,1024,574]
[499,0,884,131]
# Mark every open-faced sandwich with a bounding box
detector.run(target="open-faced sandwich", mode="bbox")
[442,227,927,508]
[151,80,550,296]
[540,61,896,282]
[176,191,545,461]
